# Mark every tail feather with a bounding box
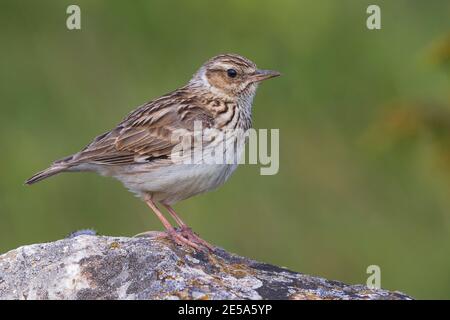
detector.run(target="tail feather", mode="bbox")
[25,165,68,185]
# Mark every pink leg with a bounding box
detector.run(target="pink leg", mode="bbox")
[143,196,200,250]
[163,204,215,251]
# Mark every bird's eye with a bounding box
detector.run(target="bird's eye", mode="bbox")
[227,69,237,78]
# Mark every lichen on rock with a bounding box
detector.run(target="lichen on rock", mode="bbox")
[0,234,412,300]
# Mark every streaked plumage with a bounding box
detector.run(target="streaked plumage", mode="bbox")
[26,53,280,251]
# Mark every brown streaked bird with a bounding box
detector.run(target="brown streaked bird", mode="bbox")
[26,53,280,251]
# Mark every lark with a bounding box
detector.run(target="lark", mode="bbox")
[26,54,280,251]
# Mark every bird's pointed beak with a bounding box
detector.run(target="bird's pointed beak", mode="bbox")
[252,69,281,82]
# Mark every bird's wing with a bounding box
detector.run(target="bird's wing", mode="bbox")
[59,91,214,166]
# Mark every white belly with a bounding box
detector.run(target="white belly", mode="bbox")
[85,128,246,205]
[116,163,239,205]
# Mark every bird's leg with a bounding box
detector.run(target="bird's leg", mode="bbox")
[163,204,215,251]
[143,196,200,250]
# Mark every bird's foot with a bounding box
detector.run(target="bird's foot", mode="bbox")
[166,228,202,251]
[177,226,215,252]
[134,229,211,252]
[136,230,201,250]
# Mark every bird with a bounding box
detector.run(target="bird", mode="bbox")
[26,53,280,251]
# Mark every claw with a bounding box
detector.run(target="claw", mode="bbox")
[178,226,215,251]
[167,228,202,251]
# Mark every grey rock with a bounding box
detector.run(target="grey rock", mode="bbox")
[0,234,412,300]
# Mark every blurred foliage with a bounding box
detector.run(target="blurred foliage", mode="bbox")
[1,0,450,299]
[428,33,450,70]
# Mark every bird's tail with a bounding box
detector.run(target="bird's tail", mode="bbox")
[25,164,69,185]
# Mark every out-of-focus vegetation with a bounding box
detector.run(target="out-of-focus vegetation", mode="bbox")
[1,0,449,299]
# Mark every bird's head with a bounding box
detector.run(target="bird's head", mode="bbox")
[189,54,280,100]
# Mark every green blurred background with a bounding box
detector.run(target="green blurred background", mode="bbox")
[1,0,450,299]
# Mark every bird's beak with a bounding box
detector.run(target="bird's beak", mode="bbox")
[251,69,281,82]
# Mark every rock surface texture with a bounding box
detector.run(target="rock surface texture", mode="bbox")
[0,234,412,300]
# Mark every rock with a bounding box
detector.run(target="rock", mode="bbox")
[0,234,412,300]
